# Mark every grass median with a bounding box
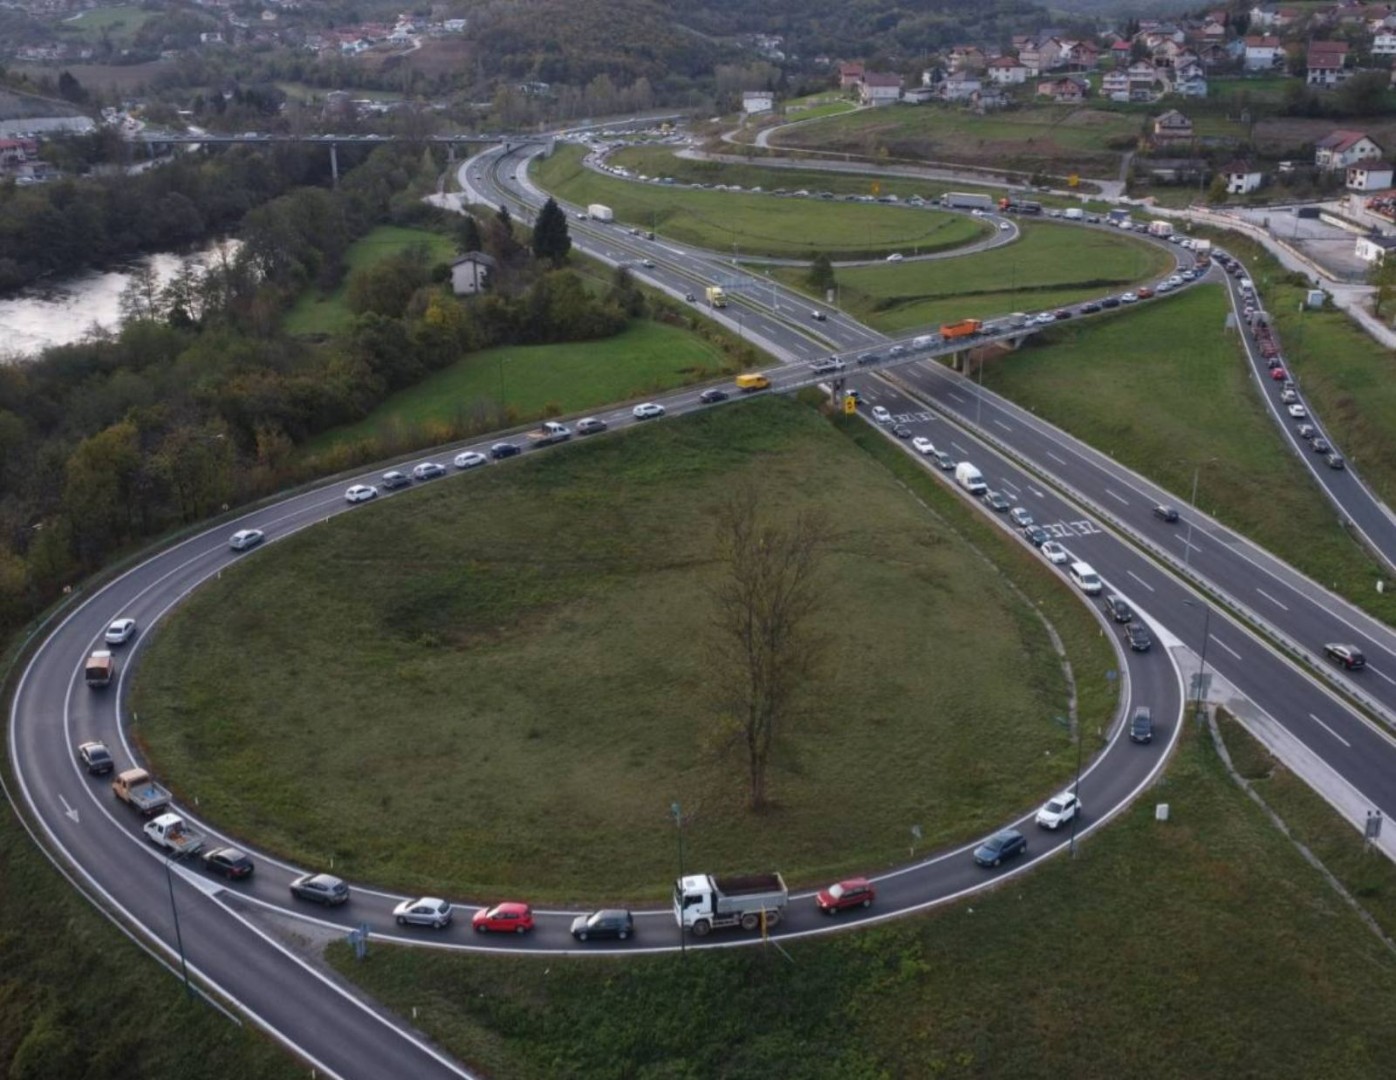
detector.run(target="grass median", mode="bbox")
[532,144,990,260]
[132,397,1109,901]
[328,720,1396,1079]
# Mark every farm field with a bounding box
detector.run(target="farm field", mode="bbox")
[132,397,1112,900]
[771,220,1172,332]
[532,145,990,259]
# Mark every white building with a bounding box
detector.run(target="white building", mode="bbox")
[1221,159,1265,195]
[1347,161,1395,191]
[1355,233,1396,264]
[742,91,774,115]
[1315,130,1384,170]
[859,72,904,106]
[1374,30,1396,56]
[1243,35,1284,70]
[985,56,1027,84]
[450,251,495,296]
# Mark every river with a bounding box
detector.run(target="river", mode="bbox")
[0,239,240,362]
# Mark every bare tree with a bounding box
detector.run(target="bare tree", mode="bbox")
[707,484,828,811]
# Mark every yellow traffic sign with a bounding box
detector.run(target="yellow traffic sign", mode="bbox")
[1068,173,1080,188]
[871,180,880,195]
[843,395,857,415]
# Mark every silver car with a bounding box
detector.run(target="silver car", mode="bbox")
[393,897,453,929]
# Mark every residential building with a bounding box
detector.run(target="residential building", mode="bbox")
[450,251,495,296]
[948,45,986,73]
[1348,161,1395,189]
[838,62,864,88]
[1020,37,1063,76]
[742,91,774,114]
[1221,159,1265,194]
[1102,69,1130,100]
[1374,29,1396,54]
[1315,129,1384,169]
[1060,39,1100,70]
[1174,70,1209,97]
[1152,109,1194,144]
[1355,233,1396,264]
[1109,39,1132,64]
[1036,76,1086,102]
[859,72,904,106]
[939,72,983,101]
[902,86,936,104]
[1243,35,1284,69]
[986,56,1028,84]
[1307,40,1351,85]
[1250,4,1278,28]
[442,18,466,32]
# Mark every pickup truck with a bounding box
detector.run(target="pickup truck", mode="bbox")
[525,420,572,447]
[112,767,172,816]
[674,871,788,936]
[143,813,206,857]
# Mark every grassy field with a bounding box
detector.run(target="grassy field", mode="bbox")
[283,225,457,337]
[772,221,1172,332]
[533,145,990,260]
[55,4,159,43]
[0,793,300,1078]
[131,398,1114,901]
[301,319,733,455]
[328,721,1396,1079]
[770,104,1138,176]
[984,283,1396,625]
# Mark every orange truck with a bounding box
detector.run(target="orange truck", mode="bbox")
[939,319,983,340]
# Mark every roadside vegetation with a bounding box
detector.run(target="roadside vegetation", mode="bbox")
[532,145,990,260]
[982,283,1396,626]
[329,721,1396,1079]
[771,221,1170,332]
[132,397,1112,900]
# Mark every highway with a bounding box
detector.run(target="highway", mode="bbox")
[8,132,1396,1080]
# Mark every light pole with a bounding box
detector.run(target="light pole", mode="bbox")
[1179,458,1218,571]
[1184,598,1212,725]
[164,853,192,999]
[497,356,508,412]
[1068,709,1086,858]
[670,801,686,957]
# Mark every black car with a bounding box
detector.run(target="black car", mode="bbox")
[1053,309,1072,320]
[1328,454,1346,470]
[699,388,729,404]
[1324,643,1366,670]
[203,846,254,880]
[1124,622,1153,652]
[1152,504,1179,523]
[892,424,913,439]
[1024,524,1050,547]
[290,873,349,906]
[569,908,634,941]
[1100,296,1121,309]
[983,490,1011,512]
[1103,594,1133,623]
[1312,437,1332,454]
[857,352,882,365]
[489,442,521,459]
[973,829,1027,867]
[77,740,114,775]
[381,471,411,490]
[1129,707,1154,744]
[1079,302,1102,314]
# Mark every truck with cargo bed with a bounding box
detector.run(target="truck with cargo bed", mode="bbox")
[586,203,613,222]
[939,319,983,340]
[143,813,206,858]
[674,871,788,936]
[85,650,115,688]
[943,191,994,211]
[526,420,572,446]
[112,768,172,816]
[705,285,727,308]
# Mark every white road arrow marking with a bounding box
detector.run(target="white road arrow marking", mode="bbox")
[59,795,79,823]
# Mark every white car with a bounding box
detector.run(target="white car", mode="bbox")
[886,253,904,262]
[345,484,378,503]
[632,402,665,419]
[871,406,893,423]
[104,618,137,645]
[810,357,845,374]
[1034,312,1055,325]
[1041,540,1069,564]
[229,529,264,552]
[1120,292,1139,303]
[412,462,447,480]
[1036,790,1081,830]
[912,436,936,456]
[1288,403,1308,418]
[393,897,453,929]
[454,451,488,470]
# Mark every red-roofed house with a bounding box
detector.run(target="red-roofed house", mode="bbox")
[838,62,864,88]
[1221,160,1265,194]
[859,72,903,106]
[1036,76,1087,103]
[1315,129,1383,169]
[1307,40,1351,85]
[1244,35,1284,69]
[1110,39,1131,64]
[986,55,1028,84]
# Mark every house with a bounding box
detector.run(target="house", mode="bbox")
[838,62,864,88]
[859,72,904,106]
[1194,41,1230,67]
[442,18,466,32]
[450,251,495,296]
[1109,39,1132,64]
[200,30,224,43]
[1128,61,1169,101]
[1375,29,1396,54]
[1020,37,1063,75]
[1307,40,1351,85]
[1152,109,1194,144]
[972,87,1011,111]
[742,91,774,114]
[1221,159,1265,194]
[1355,233,1396,264]
[939,72,983,101]
[1036,76,1087,102]
[1315,129,1384,169]
[902,85,936,104]
[1244,35,1285,69]
[948,45,986,73]
[986,56,1028,84]
[1250,4,1279,27]
[1174,70,1209,97]
[1060,39,1100,70]
[1143,157,1209,184]
[1102,69,1130,99]
[1348,161,1395,189]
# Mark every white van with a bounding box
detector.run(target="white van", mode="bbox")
[1068,561,1103,595]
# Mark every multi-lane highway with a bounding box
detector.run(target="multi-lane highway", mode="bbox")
[10,133,1396,1080]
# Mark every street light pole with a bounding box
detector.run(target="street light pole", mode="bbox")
[164,853,192,999]
[1068,711,1085,858]
[1184,599,1212,725]
[670,801,686,957]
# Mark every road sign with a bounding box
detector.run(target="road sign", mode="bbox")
[1069,174,1079,187]
[1366,810,1383,840]
[843,395,857,416]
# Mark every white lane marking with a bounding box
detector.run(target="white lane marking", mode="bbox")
[947,391,966,404]
[994,419,1012,432]
[1000,479,1021,494]
[951,442,969,455]
[1256,587,1290,612]
[1370,665,1396,687]
[1210,634,1242,661]
[1104,488,1129,506]
[1028,486,1045,499]
[1309,713,1352,748]
[1046,450,1067,465]
[1126,570,1155,593]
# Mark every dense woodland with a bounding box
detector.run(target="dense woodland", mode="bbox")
[0,147,662,642]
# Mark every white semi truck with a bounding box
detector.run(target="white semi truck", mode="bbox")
[586,203,614,222]
[674,871,788,936]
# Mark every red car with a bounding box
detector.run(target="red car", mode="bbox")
[472,902,534,934]
[1137,286,1155,299]
[815,877,876,914]
[1269,367,1287,381]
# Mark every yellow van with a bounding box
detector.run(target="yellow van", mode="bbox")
[735,373,771,393]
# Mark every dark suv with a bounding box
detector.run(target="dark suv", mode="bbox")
[1124,622,1153,652]
[1103,594,1133,623]
[1129,707,1154,744]
[1324,644,1366,670]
